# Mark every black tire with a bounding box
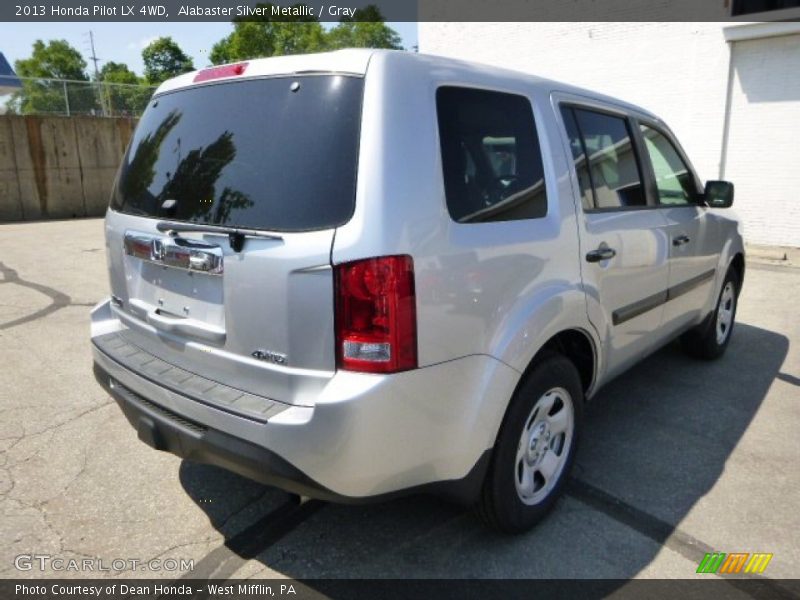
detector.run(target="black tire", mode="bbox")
[680,268,740,360]
[476,352,584,533]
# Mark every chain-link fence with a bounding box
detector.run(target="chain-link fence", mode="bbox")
[0,75,157,117]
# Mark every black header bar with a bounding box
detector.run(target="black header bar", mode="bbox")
[3,0,800,22]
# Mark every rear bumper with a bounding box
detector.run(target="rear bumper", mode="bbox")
[94,362,340,500]
[91,304,520,503]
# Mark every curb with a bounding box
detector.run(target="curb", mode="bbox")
[745,244,800,268]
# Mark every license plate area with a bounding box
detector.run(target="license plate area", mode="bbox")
[124,231,225,329]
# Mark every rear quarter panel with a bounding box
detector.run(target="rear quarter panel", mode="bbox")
[333,52,598,383]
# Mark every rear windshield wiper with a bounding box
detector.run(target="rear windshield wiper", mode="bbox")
[156,221,283,252]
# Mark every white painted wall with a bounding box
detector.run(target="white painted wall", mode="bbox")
[419,22,800,247]
[724,33,800,247]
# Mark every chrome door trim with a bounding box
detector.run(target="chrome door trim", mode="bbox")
[123,231,224,275]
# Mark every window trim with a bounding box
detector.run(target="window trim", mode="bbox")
[562,106,598,211]
[634,118,705,209]
[435,84,550,225]
[559,102,655,214]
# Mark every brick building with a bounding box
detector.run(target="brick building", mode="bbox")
[419,22,800,247]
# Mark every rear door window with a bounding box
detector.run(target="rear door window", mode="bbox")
[111,75,363,232]
[436,86,548,223]
[562,107,646,210]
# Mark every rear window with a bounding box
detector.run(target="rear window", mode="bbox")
[111,75,363,232]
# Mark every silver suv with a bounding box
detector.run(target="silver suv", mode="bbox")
[91,50,744,532]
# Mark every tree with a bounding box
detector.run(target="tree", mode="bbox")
[326,6,402,50]
[210,5,326,64]
[98,61,139,85]
[210,21,327,64]
[209,3,401,65]
[8,39,96,114]
[142,37,194,84]
[98,62,153,116]
[15,39,88,80]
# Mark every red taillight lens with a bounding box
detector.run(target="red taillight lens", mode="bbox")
[335,255,417,374]
[193,62,248,83]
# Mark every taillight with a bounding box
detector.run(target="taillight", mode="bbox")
[335,255,417,374]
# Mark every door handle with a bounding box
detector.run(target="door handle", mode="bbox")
[673,235,691,247]
[586,247,617,263]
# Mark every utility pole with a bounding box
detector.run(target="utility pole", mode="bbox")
[87,31,101,80]
[85,30,106,116]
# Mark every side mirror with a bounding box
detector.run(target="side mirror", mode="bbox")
[704,180,734,208]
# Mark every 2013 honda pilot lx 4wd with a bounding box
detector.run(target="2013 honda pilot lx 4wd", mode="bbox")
[91,49,744,532]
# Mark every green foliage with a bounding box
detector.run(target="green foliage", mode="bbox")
[9,39,96,115]
[14,39,88,81]
[326,21,402,50]
[99,61,139,85]
[327,5,402,49]
[6,39,159,116]
[142,37,195,84]
[98,62,154,116]
[210,6,326,64]
[209,3,402,65]
[210,21,327,64]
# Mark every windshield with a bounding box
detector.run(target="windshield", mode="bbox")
[110,75,363,231]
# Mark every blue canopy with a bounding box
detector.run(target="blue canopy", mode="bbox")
[0,52,22,95]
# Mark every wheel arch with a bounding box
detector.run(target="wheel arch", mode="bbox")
[730,252,745,293]
[519,328,597,400]
[536,329,597,397]
[485,324,598,457]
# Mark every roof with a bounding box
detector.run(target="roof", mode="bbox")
[155,49,658,121]
[156,49,376,95]
[0,52,21,95]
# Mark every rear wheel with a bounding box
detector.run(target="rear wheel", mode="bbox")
[477,353,583,533]
[680,268,739,360]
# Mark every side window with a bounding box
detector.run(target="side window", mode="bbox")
[566,108,646,210]
[640,125,698,206]
[436,87,548,223]
[560,107,595,211]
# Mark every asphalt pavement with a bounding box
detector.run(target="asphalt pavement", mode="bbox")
[1,218,798,591]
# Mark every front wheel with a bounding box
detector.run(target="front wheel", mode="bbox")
[477,353,583,533]
[680,268,739,360]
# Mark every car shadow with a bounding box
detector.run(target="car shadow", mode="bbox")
[179,322,788,582]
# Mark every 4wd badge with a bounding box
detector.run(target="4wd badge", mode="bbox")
[251,349,288,366]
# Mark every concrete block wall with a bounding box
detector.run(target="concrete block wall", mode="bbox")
[0,115,135,221]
